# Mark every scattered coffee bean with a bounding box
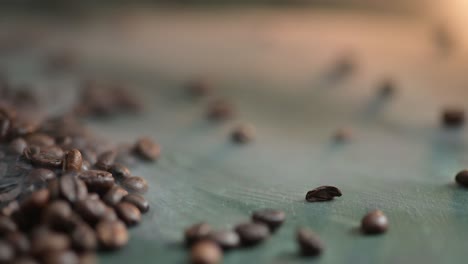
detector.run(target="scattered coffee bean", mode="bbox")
[42,250,79,264]
[231,124,255,144]
[20,189,50,212]
[207,230,240,250]
[0,215,17,235]
[41,200,73,230]
[442,107,465,128]
[0,240,14,263]
[134,137,160,161]
[77,170,114,194]
[108,163,131,181]
[1,201,19,217]
[234,222,270,246]
[102,206,118,222]
[361,210,388,235]
[207,100,234,121]
[95,150,116,171]
[78,252,97,264]
[75,198,107,226]
[103,186,128,206]
[252,209,286,232]
[122,194,149,213]
[26,168,56,185]
[455,170,468,187]
[305,186,342,202]
[64,149,83,172]
[120,176,148,194]
[115,202,141,226]
[185,222,212,247]
[296,227,324,257]
[31,229,70,256]
[9,138,27,155]
[190,240,222,264]
[59,174,88,203]
[6,231,30,255]
[71,223,97,252]
[96,220,128,250]
[30,149,63,168]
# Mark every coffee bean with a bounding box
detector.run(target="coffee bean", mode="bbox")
[0,215,17,235]
[103,186,128,206]
[75,198,107,226]
[71,223,97,252]
[361,210,388,235]
[23,145,40,160]
[30,149,63,168]
[122,194,149,213]
[31,229,70,256]
[1,201,19,217]
[207,99,234,121]
[64,149,83,172]
[20,189,50,212]
[80,149,97,166]
[234,222,270,246]
[59,175,88,203]
[185,223,212,247]
[78,252,97,264]
[0,118,10,141]
[77,170,114,194]
[41,146,65,159]
[102,206,118,222]
[296,227,324,257]
[231,124,255,144]
[207,230,240,250]
[42,200,73,230]
[187,79,212,97]
[305,186,342,202]
[115,202,141,226]
[0,240,14,263]
[42,250,79,264]
[25,133,55,148]
[455,170,468,187]
[134,137,160,161]
[442,107,465,128]
[95,150,116,171]
[9,138,27,155]
[9,119,38,138]
[47,179,61,200]
[120,176,148,194]
[190,240,222,264]
[252,209,285,232]
[108,163,131,181]
[96,220,128,250]
[11,257,38,264]
[26,168,56,185]
[6,231,30,255]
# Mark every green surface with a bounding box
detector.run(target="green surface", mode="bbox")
[2,8,468,264]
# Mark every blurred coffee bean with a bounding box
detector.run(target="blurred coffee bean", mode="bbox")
[42,250,79,264]
[26,168,56,185]
[185,222,212,247]
[31,229,70,256]
[95,150,116,171]
[190,240,222,264]
[71,223,97,252]
[0,215,17,235]
[297,227,324,257]
[103,186,128,206]
[120,176,148,194]
[115,202,141,226]
[108,163,131,181]
[122,194,149,213]
[207,229,240,250]
[252,209,285,232]
[60,175,88,203]
[75,198,107,226]
[361,210,388,235]
[77,170,114,194]
[96,220,128,250]
[234,222,270,246]
[41,200,73,230]
[442,107,465,128]
[6,231,30,255]
[231,124,255,144]
[0,240,14,263]
[134,137,160,161]
[25,133,55,148]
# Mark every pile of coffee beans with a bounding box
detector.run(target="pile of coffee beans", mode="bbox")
[0,85,158,263]
[186,208,285,264]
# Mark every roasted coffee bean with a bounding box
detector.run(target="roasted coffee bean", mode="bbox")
[108,163,131,181]
[78,252,97,264]
[11,257,38,264]
[187,79,211,97]
[122,194,149,213]
[305,186,342,202]
[20,189,50,212]
[26,168,56,185]
[361,210,388,235]
[23,145,40,160]
[77,170,114,194]
[75,198,107,226]
[25,133,55,148]
[207,100,234,121]
[31,229,70,256]
[120,176,148,194]
[6,231,30,255]
[103,186,128,206]
[87,193,100,200]
[0,118,10,141]
[0,240,14,263]
[134,137,160,161]
[190,240,222,264]
[252,209,285,232]
[9,119,38,137]
[42,200,73,229]
[47,179,61,200]
[207,230,240,250]
[96,220,128,250]
[115,202,141,226]
[102,206,118,222]
[455,170,468,187]
[231,124,255,144]
[42,250,79,264]
[64,149,83,172]
[30,150,63,168]
[234,222,270,246]
[60,175,88,203]
[95,150,116,171]
[71,223,97,252]
[185,223,212,247]
[1,201,19,217]
[333,128,352,143]
[41,146,64,159]
[0,215,17,235]
[442,107,465,128]
[296,227,324,257]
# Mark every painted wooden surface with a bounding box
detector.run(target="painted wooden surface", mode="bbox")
[1,8,468,264]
